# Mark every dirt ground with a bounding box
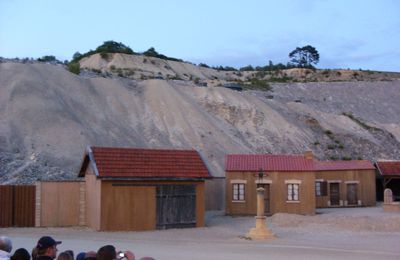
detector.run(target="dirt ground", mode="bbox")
[1,206,400,260]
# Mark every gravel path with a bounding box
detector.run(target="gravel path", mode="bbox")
[2,207,400,260]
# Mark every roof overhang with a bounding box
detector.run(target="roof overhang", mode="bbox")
[98,177,211,181]
[78,146,100,177]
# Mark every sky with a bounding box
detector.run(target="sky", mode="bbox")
[1,0,399,71]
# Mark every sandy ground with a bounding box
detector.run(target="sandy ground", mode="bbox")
[2,207,400,260]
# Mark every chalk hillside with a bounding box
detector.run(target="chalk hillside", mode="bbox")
[1,55,400,184]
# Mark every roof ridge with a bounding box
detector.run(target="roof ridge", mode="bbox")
[91,146,197,153]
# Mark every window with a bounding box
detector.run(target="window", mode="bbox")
[315,181,327,196]
[315,181,322,196]
[287,183,299,201]
[232,183,245,201]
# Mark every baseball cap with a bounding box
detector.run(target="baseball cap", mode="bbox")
[36,236,62,249]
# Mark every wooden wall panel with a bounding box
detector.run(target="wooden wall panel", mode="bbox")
[0,185,35,227]
[196,183,205,227]
[96,180,205,231]
[0,186,13,227]
[14,185,35,226]
[85,172,101,230]
[316,169,376,208]
[101,183,156,231]
[40,182,81,226]
[204,178,224,211]
[40,183,59,226]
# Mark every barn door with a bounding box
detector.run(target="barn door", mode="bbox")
[156,185,196,229]
[347,184,358,205]
[330,183,340,206]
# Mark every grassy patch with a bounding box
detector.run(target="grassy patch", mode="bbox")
[342,112,383,131]
[241,79,272,91]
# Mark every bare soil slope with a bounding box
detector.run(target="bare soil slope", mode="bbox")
[0,61,400,184]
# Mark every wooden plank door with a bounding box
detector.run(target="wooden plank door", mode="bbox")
[264,184,270,215]
[347,184,358,205]
[0,186,13,227]
[330,183,340,206]
[156,185,196,229]
[0,185,35,227]
[13,185,35,227]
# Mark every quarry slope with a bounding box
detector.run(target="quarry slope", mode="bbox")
[0,61,400,184]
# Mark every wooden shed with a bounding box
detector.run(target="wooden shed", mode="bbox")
[78,146,212,231]
[315,160,376,207]
[225,153,316,216]
[376,161,400,201]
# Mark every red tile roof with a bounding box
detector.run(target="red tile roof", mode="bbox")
[376,161,400,176]
[225,154,314,172]
[225,154,375,172]
[82,147,211,179]
[314,160,375,171]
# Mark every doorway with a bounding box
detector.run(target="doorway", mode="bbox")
[264,184,270,215]
[347,184,358,205]
[329,183,340,206]
[156,185,196,229]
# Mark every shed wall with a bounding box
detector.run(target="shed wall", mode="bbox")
[98,180,205,231]
[85,168,101,230]
[205,178,224,210]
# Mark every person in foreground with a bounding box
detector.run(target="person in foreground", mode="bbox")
[35,237,62,260]
[0,237,13,260]
[96,245,134,260]
[11,248,31,260]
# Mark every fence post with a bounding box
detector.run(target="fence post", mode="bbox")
[35,182,41,227]
[79,182,86,226]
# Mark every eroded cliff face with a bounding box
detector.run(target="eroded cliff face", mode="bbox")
[1,61,399,184]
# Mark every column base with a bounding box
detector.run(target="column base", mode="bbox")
[246,217,275,240]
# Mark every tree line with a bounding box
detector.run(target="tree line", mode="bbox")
[33,41,320,75]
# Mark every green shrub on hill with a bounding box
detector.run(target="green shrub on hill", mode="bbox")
[95,41,134,55]
[37,55,58,62]
[68,62,80,75]
[71,41,135,62]
[143,47,183,62]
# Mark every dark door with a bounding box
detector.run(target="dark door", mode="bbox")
[264,184,270,215]
[347,184,358,205]
[0,185,35,227]
[156,185,196,229]
[330,183,340,206]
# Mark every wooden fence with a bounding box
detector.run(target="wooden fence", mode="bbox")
[37,181,85,227]
[0,185,35,227]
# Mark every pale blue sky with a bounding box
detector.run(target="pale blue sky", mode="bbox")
[1,0,399,71]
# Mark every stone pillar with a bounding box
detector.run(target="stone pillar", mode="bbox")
[247,187,275,240]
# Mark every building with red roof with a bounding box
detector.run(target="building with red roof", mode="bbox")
[225,151,377,216]
[315,160,376,208]
[78,146,212,231]
[225,152,316,216]
[376,161,400,201]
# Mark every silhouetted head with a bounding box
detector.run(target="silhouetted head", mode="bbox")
[97,246,116,260]
[0,236,12,253]
[11,248,30,260]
